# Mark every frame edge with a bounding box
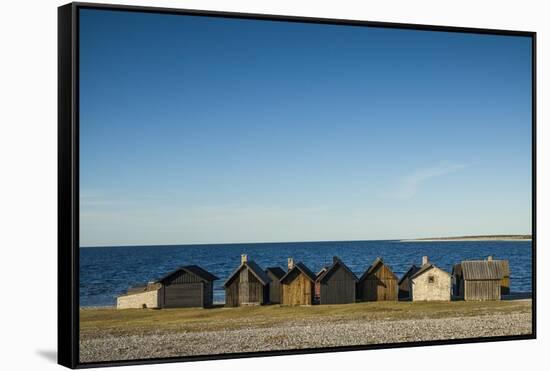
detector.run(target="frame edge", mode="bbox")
[58,2,79,369]
[64,2,537,368]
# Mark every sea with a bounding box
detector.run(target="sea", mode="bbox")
[79,240,533,307]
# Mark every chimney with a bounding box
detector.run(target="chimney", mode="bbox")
[487,256,493,261]
[333,256,339,264]
[287,257,294,270]
[422,256,429,265]
[241,254,248,264]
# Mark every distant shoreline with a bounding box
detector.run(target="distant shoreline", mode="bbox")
[401,235,532,242]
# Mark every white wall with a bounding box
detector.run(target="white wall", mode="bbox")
[0,1,547,370]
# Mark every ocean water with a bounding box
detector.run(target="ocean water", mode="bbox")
[79,240,533,307]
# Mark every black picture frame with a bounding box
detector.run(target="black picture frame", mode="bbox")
[58,2,537,369]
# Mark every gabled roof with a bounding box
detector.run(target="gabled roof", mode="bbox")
[223,260,271,287]
[316,266,329,279]
[398,264,419,285]
[460,260,504,280]
[359,257,397,282]
[156,265,219,283]
[280,262,316,283]
[317,258,358,283]
[265,266,286,280]
[410,263,450,280]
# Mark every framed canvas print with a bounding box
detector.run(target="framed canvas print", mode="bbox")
[58,2,536,368]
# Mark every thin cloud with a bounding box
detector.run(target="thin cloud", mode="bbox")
[394,163,468,200]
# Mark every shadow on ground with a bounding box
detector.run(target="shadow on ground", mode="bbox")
[36,350,57,363]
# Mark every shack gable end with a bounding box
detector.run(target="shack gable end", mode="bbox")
[320,267,356,304]
[162,270,202,285]
[360,261,398,282]
[281,271,314,305]
[411,265,451,301]
[224,261,270,306]
[358,259,398,301]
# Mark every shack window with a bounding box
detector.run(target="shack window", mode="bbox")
[428,276,435,283]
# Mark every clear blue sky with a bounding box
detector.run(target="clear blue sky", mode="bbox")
[79,9,532,247]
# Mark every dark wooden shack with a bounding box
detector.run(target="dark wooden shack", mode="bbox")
[316,257,358,304]
[157,265,218,308]
[224,255,271,307]
[265,267,285,304]
[398,264,419,300]
[357,257,398,301]
[452,259,504,301]
[280,259,316,306]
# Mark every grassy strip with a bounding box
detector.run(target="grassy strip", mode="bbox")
[80,300,531,338]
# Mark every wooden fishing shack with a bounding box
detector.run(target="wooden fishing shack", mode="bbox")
[316,256,358,304]
[224,255,271,307]
[452,258,505,301]
[357,257,398,301]
[280,258,316,306]
[116,265,219,309]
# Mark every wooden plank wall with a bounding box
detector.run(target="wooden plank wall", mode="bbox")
[225,279,239,307]
[464,280,501,301]
[282,272,313,305]
[163,282,203,308]
[319,266,355,304]
[162,271,206,308]
[164,270,202,284]
[268,273,281,304]
[360,265,398,301]
[239,270,264,304]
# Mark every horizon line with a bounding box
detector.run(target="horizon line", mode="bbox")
[80,233,532,248]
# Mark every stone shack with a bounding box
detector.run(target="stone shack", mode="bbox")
[410,256,451,301]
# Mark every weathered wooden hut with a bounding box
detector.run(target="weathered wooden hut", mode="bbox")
[280,258,316,306]
[316,257,358,304]
[452,258,504,301]
[398,264,419,300]
[224,255,271,307]
[265,267,286,304]
[116,265,219,309]
[357,257,398,301]
[410,256,451,301]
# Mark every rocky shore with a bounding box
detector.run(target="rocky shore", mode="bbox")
[80,300,532,363]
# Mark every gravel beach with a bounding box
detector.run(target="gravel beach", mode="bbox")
[80,300,532,363]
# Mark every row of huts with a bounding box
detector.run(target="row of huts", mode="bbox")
[116,255,510,309]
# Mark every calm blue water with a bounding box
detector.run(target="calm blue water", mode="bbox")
[80,240,532,307]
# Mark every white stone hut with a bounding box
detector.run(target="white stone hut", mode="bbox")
[410,256,451,301]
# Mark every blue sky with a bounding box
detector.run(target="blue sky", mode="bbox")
[79,9,532,247]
